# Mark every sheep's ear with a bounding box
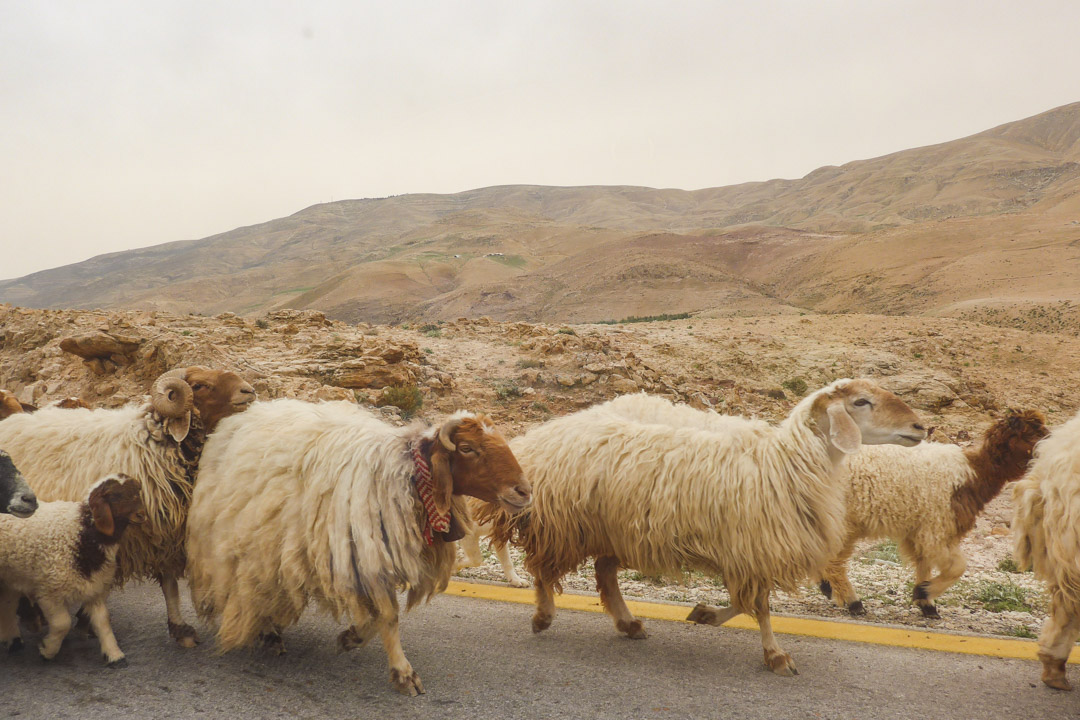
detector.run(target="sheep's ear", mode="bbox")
[89,494,115,536]
[429,444,454,517]
[826,401,862,454]
[164,412,191,442]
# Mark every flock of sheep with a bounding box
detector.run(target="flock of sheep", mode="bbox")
[0,364,1078,696]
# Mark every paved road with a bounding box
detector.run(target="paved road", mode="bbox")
[3,583,1076,719]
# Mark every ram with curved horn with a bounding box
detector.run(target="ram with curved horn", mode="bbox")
[0,366,255,646]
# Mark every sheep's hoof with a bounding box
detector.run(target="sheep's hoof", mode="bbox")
[258,631,286,656]
[765,650,798,677]
[106,656,128,669]
[616,619,648,639]
[38,646,57,661]
[531,612,553,633]
[1041,653,1072,691]
[390,667,425,696]
[687,603,716,625]
[336,626,374,653]
[507,576,531,589]
[912,582,930,601]
[6,637,23,654]
[847,600,866,616]
[818,580,833,599]
[168,621,200,648]
[918,604,940,619]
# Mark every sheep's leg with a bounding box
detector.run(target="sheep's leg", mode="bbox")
[84,598,126,667]
[754,591,797,677]
[915,547,966,613]
[595,556,647,639]
[454,529,485,571]
[161,575,199,647]
[687,602,741,627]
[910,555,942,619]
[257,622,287,655]
[0,586,22,652]
[818,533,864,615]
[1038,593,1080,691]
[493,540,529,588]
[35,596,72,661]
[532,576,557,633]
[376,603,424,696]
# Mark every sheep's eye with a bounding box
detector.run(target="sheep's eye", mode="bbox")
[191,383,206,391]
[853,398,871,407]
[458,445,475,455]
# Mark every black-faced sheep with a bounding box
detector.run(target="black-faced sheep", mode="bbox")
[485,379,925,676]
[0,451,37,518]
[817,410,1047,617]
[1014,409,1080,691]
[0,366,255,647]
[186,400,531,696]
[0,474,145,665]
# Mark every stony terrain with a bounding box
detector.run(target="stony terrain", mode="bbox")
[3,302,1079,640]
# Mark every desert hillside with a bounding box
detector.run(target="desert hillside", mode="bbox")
[2,103,1079,326]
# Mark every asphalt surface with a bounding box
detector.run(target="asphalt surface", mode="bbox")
[2,583,1076,719]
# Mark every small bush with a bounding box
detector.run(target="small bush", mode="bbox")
[997,556,1021,573]
[495,383,522,401]
[378,385,423,419]
[530,401,550,413]
[975,581,1032,613]
[255,318,269,329]
[556,327,576,335]
[782,377,808,397]
[181,330,193,337]
[516,358,543,369]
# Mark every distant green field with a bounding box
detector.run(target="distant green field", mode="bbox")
[487,253,527,268]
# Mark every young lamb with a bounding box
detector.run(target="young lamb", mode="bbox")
[186,400,531,696]
[816,411,1047,618]
[454,499,530,588]
[1014,409,1080,691]
[485,379,925,676]
[0,474,145,665]
[0,366,255,647]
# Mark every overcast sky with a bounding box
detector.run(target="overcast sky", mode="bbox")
[3,1,1080,280]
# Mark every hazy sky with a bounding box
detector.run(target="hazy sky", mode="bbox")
[3,1,1080,280]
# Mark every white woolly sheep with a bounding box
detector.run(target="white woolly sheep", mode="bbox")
[485,379,925,676]
[0,366,255,647]
[1014,409,1080,691]
[817,410,1047,617]
[0,451,37,518]
[186,400,531,696]
[0,474,145,665]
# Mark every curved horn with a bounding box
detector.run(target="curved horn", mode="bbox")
[151,368,193,419]
[438,416,463,452]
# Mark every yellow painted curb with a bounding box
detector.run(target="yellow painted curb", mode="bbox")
[444,580,1079,664]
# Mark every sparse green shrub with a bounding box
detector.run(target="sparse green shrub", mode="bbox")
[530,401,550,413]
[495,383,522,401]
[181,330,193,337]
[976,581,1032,613]
[517,358,543,369]
[863,539,900,563]
[782,377,808,397]
[997,556,1021,574]
[1005,625,1037,639]
[255,318,269,330]
[378,384,423,419]
[556,327,576,335]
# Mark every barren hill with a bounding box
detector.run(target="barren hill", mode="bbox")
[3,102,1080,325]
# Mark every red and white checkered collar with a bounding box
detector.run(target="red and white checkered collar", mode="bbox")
[411,441,451,545]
